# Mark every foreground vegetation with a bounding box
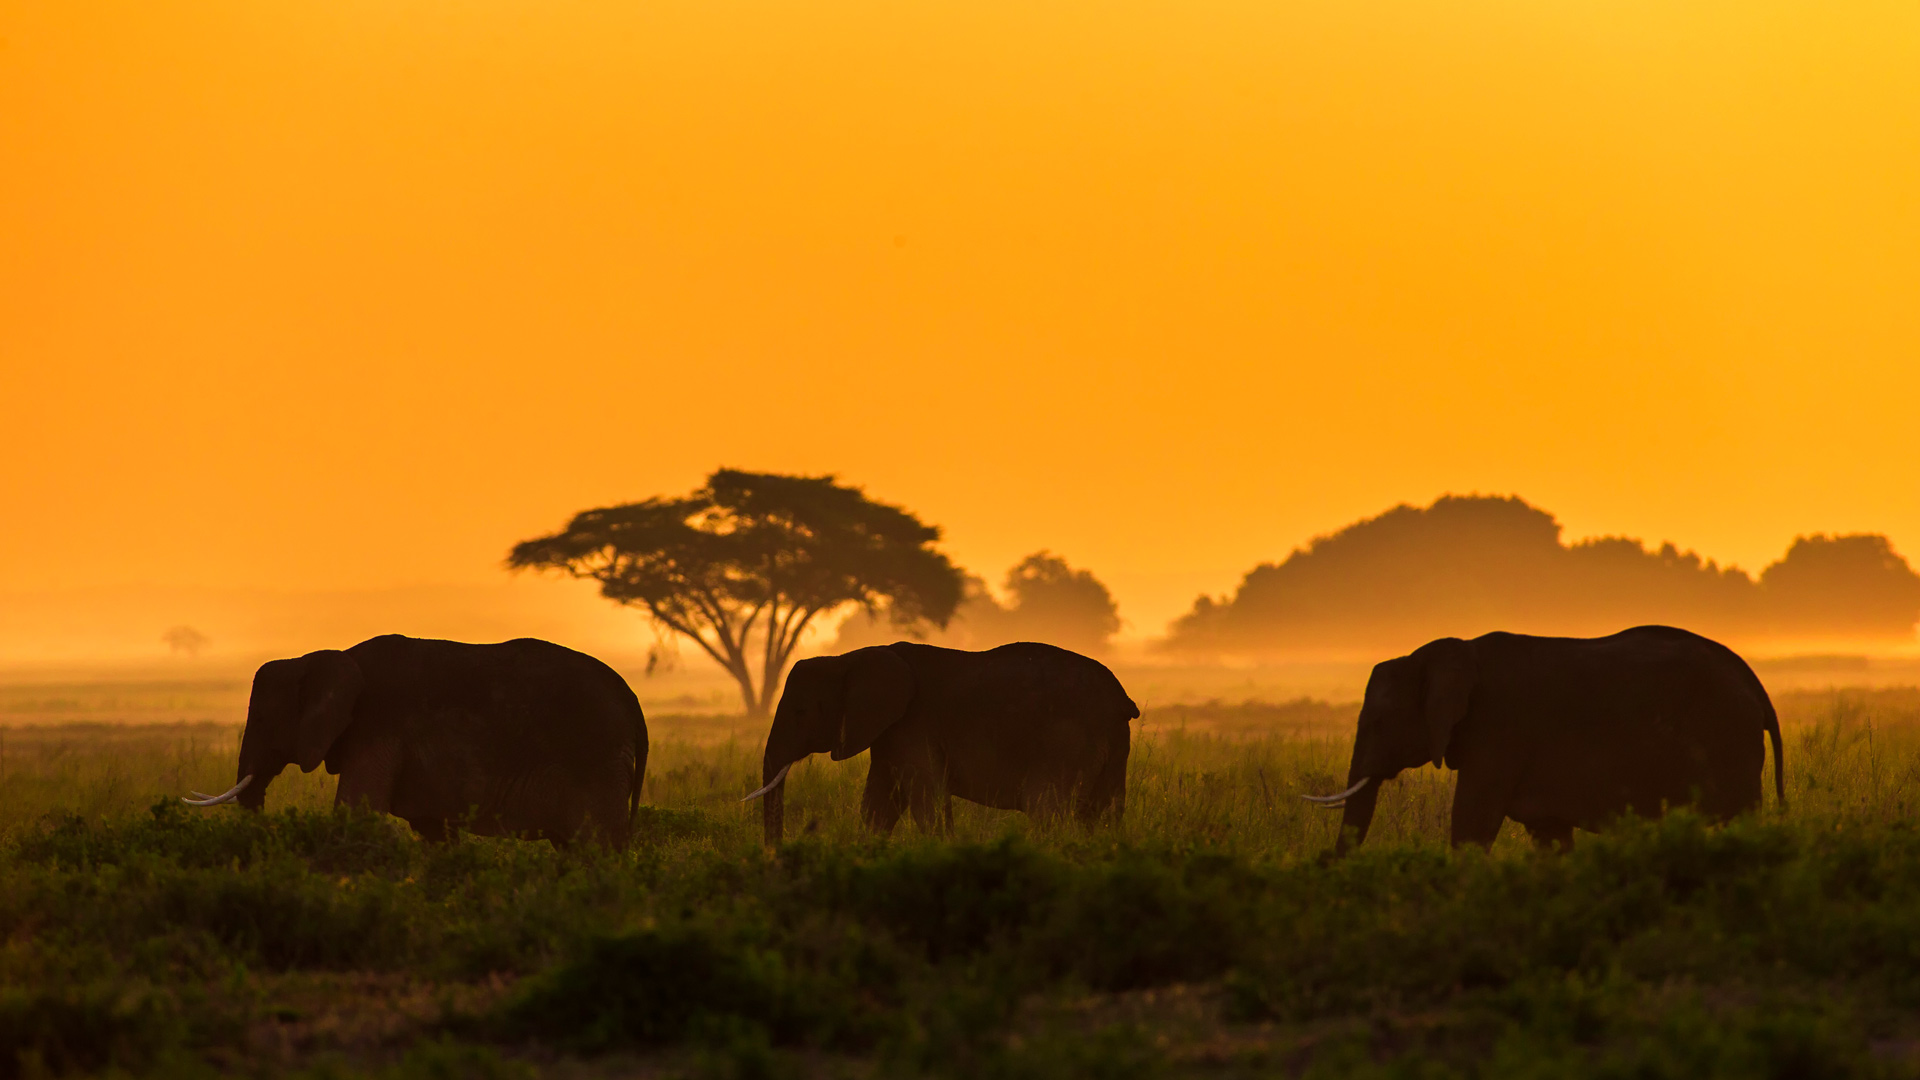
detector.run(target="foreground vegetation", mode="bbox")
[1,690,1918,1077]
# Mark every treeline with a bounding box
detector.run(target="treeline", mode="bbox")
[517,474,1920,694]
[1166,494,1920,656]
[835,551,1123,655]
[513,471,1131,713]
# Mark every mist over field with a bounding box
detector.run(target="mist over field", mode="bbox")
[6,489,1917,686]
[0,580,640,675]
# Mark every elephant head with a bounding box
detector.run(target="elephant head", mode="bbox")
[745,645,914,844]
[1308,637,1475,852]
[183,650,364,810]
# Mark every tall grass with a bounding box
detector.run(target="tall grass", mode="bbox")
[9,690,1907,853]
[1,689,1918,1077]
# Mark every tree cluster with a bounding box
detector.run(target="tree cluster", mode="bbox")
[512,477,1919,709]
[833,551,1123,656]
[1166,494,1920,656]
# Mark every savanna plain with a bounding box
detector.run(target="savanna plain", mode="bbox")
[4,679,1920,1078]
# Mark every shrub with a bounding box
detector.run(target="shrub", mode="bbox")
[497,925,804,1050]
[0,983,177,1079]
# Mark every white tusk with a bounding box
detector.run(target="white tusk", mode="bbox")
[1299,777,1371,806]
[741,763,793,803]
[182,774,253,807]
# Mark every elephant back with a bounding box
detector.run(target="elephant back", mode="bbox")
[978,640,1140,721]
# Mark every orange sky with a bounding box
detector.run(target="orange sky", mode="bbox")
[4,0,1920,640]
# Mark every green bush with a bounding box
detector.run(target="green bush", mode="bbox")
[14,799,417,876]
[0,983,177,1079]
[498,925,805,1049]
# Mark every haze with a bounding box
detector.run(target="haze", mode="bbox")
[5,0,1919,657]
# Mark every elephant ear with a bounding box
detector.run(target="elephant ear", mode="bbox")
[831,647,914,761]
[293,650,365,772]
[1419,638,1477,768]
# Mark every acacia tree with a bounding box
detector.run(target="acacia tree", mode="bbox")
[508,469,964,717]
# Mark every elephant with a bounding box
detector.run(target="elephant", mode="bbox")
[1305,626,1784,852]
[184,635,648,848]
[745,641,1139,844]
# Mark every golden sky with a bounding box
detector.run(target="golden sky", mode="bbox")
[5,0,1920,638]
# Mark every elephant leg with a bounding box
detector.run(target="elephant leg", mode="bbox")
[861,763,907,835]
[1074,776,1118,828]
[582,770,632,850]
[466,763,623,849]
[1077,723,1130,827]
[902,778,942,835]
[873,741,944,836]
[1449,770,1509,850]
[331,731,402,815]
[505,764,598,848]
[409,817,449,843]
[561,775,632,851]
[1524,819,1575,853]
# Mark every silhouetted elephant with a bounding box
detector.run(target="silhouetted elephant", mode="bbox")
[184,635,648,848]
[746,642,1139,844]
[1306,626,1783,852]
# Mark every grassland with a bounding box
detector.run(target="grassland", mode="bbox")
[2,687,1919,1077]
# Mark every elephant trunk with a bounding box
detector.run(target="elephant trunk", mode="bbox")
[756,689,825,846]
[1334,779,1380,854]
[749,759,795,845]
[230,700,299,812]
[762,775,785,846]
[232,736,279,811]
[192,728,275,810]
[236,749,274,807]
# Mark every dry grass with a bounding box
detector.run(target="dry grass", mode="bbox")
[3,687,1916,858]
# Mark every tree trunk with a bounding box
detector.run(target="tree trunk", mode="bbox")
[734,671,768,719]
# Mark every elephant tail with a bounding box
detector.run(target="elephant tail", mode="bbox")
[629,705,650,837]
[1727,646,1785,812]
[1765,701,1785,810]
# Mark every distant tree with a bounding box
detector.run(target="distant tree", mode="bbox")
[1165,494,1769,654]
[833,573,1001,651]
[508,469,964,716]
[1165,495,1920,656]
[1168,495,1578,652]
[1564,537,1759,631]
[994,551,1123,654]
[1760,534,1920,638]
[162,625,210,657]
[833,551,1122,655]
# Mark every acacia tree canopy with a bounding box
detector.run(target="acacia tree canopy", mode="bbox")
[507,469,963,716]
